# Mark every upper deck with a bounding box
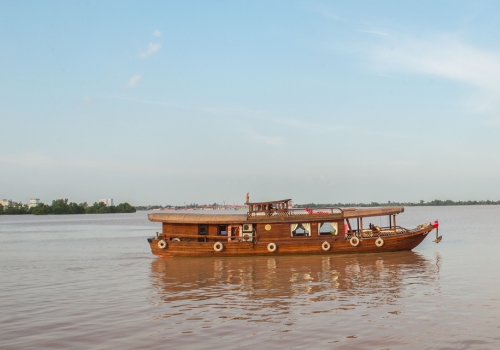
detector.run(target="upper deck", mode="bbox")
[148,199,404,224]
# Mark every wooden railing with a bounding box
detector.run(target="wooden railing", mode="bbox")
[247,207,343,219]
[156,233,256,243]
[345,226,408,239]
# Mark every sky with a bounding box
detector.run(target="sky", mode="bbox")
[2,0,500,206]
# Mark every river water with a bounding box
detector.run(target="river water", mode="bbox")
[1,206,500,349]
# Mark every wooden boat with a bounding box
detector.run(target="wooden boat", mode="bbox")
[147,199,439,257]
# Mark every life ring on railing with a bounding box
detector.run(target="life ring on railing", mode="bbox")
[158,240,167,249]
[375,237,384,247]
[172,238,181,242]
[213,242,224,252]
[350,236,360,247]
[267,242,277,252]
[322,241,331,251]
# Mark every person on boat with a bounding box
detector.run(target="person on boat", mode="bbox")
[268,204,275,216]
[370,223,381,235]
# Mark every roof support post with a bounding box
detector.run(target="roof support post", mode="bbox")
[346,219,352,233]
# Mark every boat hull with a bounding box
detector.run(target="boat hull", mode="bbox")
[148,227,432,257]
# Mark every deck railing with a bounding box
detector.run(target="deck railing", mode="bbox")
[345,226,408,239]
[247,207,343,219]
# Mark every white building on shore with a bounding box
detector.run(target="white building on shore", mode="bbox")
[99,198,114,207]
[1,199,12,207]
[29,198,40,208]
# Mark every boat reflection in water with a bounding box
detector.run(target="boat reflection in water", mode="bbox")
[149,252,440,327]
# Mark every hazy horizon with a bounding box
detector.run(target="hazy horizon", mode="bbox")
[3,1,500,205]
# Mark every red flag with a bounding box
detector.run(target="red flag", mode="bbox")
[432,220,439,228]
[245,192,249,203]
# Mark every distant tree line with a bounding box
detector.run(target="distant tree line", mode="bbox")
[0,199,136,215]
[297,199,500,208]
[135,202,240,210]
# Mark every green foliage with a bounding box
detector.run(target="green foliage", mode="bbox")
[114,202,136,213]
[51,199,69,214]
[85,202,109,214]
[31,203,52,215]
[50,199,87,214]
[68,201,87,214]
[85,201,136,214]
[2,202,30,215]
[1,198,132,215]
[31,199,87,215]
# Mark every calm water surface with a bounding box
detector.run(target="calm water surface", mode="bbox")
[1,206,500,349]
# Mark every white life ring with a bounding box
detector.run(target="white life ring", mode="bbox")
[350,236,360,247]
[322,241,331,251]
[213,242,224,252]
[158,240,167,249]
[267,242,277,252]
[172,238,181,242]
[375,237,384,247]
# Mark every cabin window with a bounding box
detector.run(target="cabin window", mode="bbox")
[290,223,311,237]
[218,225,228,236]
[318,222,338,236]
[198,224,208,242]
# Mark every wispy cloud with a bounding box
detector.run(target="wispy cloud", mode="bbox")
[282,118,346,132]
[153,29,161,37]
[360,29,390,37]
[141,42,161,58]
[369,35,500,94]
[247,131,285,146]
[367,35,500,121]
[125,74,142,88]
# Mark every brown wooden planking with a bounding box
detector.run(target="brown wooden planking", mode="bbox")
[160,221,346,241]
[150,227,431,257]
[149,204,432,257]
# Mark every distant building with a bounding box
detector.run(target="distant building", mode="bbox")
[29,198,40,208]
[1,199,12,207]
[99,198,114,207]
